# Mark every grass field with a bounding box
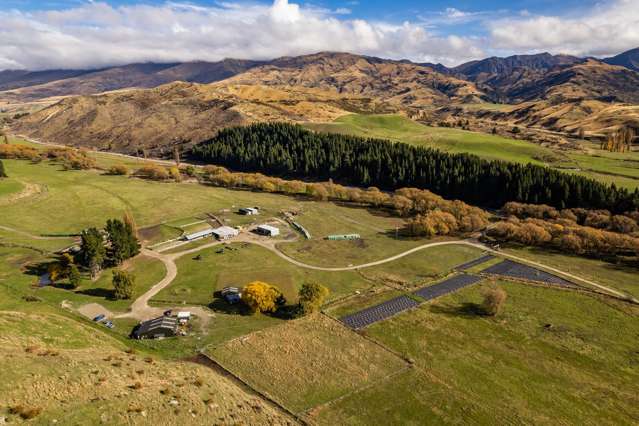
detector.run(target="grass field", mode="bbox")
[306,114,560,166]
[504,245,639,300]
[208,315,407,413]
[306,114,639,189]
[318,280,639,425]
[358,244,484,288]
[153,244,374,306]
[3,134,639,423]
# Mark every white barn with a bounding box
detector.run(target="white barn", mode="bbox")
[212,226,240,240]
[256,224,280,237]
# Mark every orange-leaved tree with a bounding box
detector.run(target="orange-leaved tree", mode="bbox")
[241,281,282,313]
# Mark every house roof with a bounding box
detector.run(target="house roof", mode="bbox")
[257,224,279,233]
[185,228,215,240]
[212,226,239,237]
[135,316,178,336]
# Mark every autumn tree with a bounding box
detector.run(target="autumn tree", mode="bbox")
[241,281,282,314]
[482,286,507,316]
[112,270,135,300]
[298,283,329,315]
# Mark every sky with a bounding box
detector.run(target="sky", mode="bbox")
[1,0,638,70]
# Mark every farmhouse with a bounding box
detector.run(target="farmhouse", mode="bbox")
[184,228,215,241]
[212,226,240,240]
[239,207,260,215]
[132,316,178,340]
[255,224,280,237]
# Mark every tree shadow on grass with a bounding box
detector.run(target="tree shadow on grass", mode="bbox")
[429,302,486,319]
[75,287,116,300]
[208,294,252,316]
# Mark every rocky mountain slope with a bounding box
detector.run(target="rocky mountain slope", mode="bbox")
[0,60,265,102]
[605,48,639,72]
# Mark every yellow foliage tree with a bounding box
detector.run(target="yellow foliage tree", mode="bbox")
[241,281,281,313]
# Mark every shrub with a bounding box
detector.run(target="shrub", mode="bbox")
[298,283,330,315]
[9,405,42,420]
[136,165,169,180]
[108,165,129,175]
[482,287,507,316]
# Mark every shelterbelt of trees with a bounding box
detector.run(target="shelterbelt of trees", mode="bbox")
[201,165,489,237]
[487,202,639,260]
[191,123,639,212]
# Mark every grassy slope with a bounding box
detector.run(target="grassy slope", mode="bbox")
[504,245,639,300]
[306,114,639,189]
[318,280,639,425]
[208,315,407,413]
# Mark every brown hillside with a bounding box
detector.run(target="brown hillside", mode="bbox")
[11,81,383,155]
[225,52,485,108]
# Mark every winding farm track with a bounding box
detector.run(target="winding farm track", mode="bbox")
[7,133,637,310]
[120,237,637,320]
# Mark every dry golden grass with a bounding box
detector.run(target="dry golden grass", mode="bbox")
[0,311,295,425]
[208,314,407,413]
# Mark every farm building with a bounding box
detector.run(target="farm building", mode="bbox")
[327,234,361,240]
[221,286,242,304]
[255,224,280,237]
[212,226,240,240]
[239,207,260,215]
[184,228,215,241]
[132,316,178,340]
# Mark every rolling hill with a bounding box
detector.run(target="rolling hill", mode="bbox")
[604,47,639,72]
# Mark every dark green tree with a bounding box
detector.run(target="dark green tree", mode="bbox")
[105,218,140,265]
[112,269,135,300]
[190,123,638,213]
[78,228,106,279]
[68,264,82,289]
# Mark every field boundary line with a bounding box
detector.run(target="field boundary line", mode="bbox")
[194,352,306,425]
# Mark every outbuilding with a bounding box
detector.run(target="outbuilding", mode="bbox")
[212,226,240,240]
[132,316,178,340]
[255,224,280,237]
[184,228,215,241]
[239,207,260,215]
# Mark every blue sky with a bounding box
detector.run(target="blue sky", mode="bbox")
[0,0,637,70]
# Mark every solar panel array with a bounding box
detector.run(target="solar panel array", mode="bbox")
[482,260,572,286]
[340,296,420,330]
[413,274,483,300]
[454,254,496,271]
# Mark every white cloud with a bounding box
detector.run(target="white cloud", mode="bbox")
[0,0,483,70]
[489,0,639,57]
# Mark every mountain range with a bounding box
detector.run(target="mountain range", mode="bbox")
[4,48,639,155]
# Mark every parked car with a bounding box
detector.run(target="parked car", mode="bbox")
[163,310,172,317]
[104,321,114,329]
[93,314,106,322]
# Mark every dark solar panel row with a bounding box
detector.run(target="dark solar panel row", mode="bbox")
[340,296,420,330]
[482,260,572,286]
[455,254,496,271]
[413,274,483,300]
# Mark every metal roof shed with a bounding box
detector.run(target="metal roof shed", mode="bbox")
[256,225,280,237]
[212,226,240,240]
